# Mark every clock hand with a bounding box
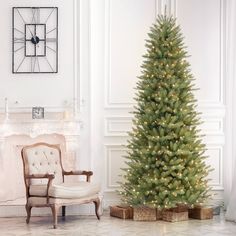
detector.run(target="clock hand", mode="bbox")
[29,28,34,37]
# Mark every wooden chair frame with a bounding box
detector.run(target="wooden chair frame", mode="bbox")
[21,142,100,228]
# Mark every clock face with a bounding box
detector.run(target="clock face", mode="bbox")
[12,7,58,73]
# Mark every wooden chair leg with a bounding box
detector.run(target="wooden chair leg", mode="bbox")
[93,198,101,220]
[62,205,66,217]
[25,204,32,224]
[51,204,60,229]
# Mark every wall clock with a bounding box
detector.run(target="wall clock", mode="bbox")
[12,7,58,73]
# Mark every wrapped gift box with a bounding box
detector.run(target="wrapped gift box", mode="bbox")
[110,205,133,219]
[133,207,157,221]
[162,210,188,222]
[188,206,213,220]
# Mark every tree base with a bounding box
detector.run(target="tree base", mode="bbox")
[133,207,157,221]
[188,206,213,220]
[110,205,133,219]
[162,211,189,222]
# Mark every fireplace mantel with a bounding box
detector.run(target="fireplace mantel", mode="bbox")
[0,116,81,212]
[0,118,81,138]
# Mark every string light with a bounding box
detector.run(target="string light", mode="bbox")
[120,16,209,209]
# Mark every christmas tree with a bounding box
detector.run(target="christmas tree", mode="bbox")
[120,15,211,209]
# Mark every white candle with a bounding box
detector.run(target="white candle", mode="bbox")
[63,110,70,119]
[5,98,9,119]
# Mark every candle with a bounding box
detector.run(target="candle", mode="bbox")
[63,110,70,119]
[5,98,9,119]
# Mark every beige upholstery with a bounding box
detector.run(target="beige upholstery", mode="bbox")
[28,194,99,205]
[29,182,100,198]
[25,145,63,185]
[21,143,101,229]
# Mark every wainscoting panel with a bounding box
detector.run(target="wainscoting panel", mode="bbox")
[176,0,224,105]
[104,0,157,108]
[200,119,223,135]
[104,116,132,136]
[104,145,127,191]
[205,146,223,189]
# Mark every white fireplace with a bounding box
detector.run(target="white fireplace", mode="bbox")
[0,115,80,215]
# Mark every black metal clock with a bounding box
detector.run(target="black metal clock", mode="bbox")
[12,7,58,73]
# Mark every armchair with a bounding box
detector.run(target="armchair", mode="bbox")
[21,142,101,228]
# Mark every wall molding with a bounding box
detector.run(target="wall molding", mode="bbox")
[73,0,79,115]
[206,145,224,190]
[104,0,132,109]
[104,0,225,110]
[104,0,158,109]
[200,117,224,136]
[104,115,224,138]
[104,144,127,192]
[104,116,132,136]
[177,0,225,106]
[103,143,223,193]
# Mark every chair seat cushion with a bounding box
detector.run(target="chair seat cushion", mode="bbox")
[29,182,100,199]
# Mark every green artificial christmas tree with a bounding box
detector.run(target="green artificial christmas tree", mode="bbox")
[120,15,211,210]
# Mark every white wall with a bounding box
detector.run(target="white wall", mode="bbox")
[0,0,78,111]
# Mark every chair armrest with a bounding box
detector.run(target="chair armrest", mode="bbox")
[63,170,93,182]
[25,174,55,203]
[25,174,55,180]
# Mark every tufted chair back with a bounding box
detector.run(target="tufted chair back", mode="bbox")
[22,143,63,185]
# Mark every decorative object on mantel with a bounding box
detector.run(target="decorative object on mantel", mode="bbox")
[110,205,133,219]
[188,205,213,220]
[133,207,156,221]
[63,100,73,120]
[12,7,58,73]
[32,107,44,119]
[4,98,9,120]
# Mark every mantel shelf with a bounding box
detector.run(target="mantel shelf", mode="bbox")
[0,118,81,138]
